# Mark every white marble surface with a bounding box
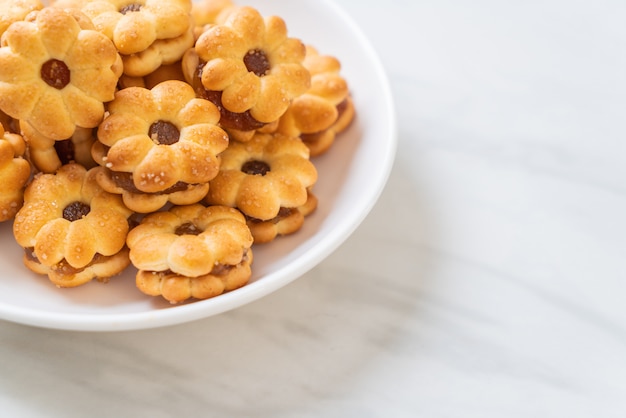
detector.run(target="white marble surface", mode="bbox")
[2,0,626,416]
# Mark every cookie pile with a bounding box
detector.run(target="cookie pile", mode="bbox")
[0,0,355,303]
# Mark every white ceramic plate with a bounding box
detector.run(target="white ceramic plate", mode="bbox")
[0,0,396,331]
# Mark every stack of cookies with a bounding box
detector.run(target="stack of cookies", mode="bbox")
[0,0,355,304]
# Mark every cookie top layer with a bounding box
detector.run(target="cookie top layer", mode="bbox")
[0,7,122,139]
[53,0,192,55]
[127,204,253,278]
[205,131,318,221]
[95,79,228,193]
[192,6,310,126]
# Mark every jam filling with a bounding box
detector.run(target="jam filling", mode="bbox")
[210,249,250,276]
[300,131,323,144]
[41,59,70,90]
[241,160,270,176]
[194,63,265,131]
[175,222,202,236]
[54,254,104,276]
[149,120,180,145]
[155,249,249,277]
[25,248,104,276]
[243,49,271,77]
[110,171,189,195]
[336,97,349,117]
[54,139,75,165]
[25,247,37,263]
[63,201,90,221]
[201,89,265,131]
[246,207,295,225]
[119,3,142,14]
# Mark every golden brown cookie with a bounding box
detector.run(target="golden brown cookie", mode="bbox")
[205,131,318,241]
[186,6,310,132]
[0,123,31,222]
[0,0,43,37]
[21,121,97,173]
[246,190,318,244]
[299,96,355,157]
[118,61,187,90]
[277,45,356,156]
[12,163,133,287]
[92,167,211,214]
[189,0,235,40]
[127,204,253,304]
[91,79,229,213]
[219,120,279,144]
[54,0,194,76]
[54,0,192,54]
[22,247,131,289]
[0,7,122,140]
[191,0,234,27]
[120,19,194,77]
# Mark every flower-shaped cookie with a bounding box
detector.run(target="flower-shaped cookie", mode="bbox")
[55,0,192,55]
[205,132,318,223]
[0,124,31,222]
[191,6,310,129]
[53,0,194,76]
[92,80,229,212]
[0,7,122,140]
[120,19,194,77]
[277,45,355,156]
[13,163,133,287]
[0,0,43,37]
[127,204,253,303]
